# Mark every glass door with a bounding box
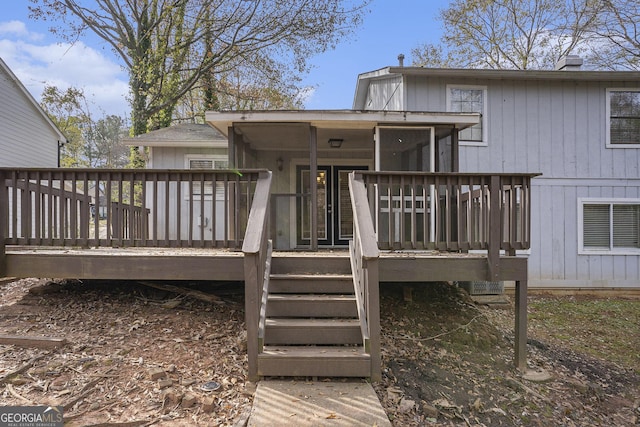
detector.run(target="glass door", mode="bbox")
[297,166,331,246]
[297,165,368,247]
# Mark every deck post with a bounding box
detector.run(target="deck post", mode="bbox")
[0,171,6,277]
[451,126,459,172]
[244,252,260,382]
[514,279,528,371]
[366,258,381,382]
[488,175,501,280]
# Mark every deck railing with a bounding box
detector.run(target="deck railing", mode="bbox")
[355,171,538,251]
[0,168,269,250]
[242,171,273,382]
[348,172,381,381]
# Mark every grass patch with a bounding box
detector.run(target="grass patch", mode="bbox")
[528,297,640,373]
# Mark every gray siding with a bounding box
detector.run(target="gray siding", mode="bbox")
[147,146,229,241]
[0,66,60,167]
[395,73,640,288]
[403,76,640,179]
[150,146,227,169]
[363,75,403,111]
[530,179,640,288]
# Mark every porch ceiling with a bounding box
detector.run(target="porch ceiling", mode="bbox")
[205,110,479,151]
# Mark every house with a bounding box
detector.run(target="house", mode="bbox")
[0,57,66,167]
[134,58,640,290]
[16,55,638,379]
[349,57,640,290]
[123,123,229,241]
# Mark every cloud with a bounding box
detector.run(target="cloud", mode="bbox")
[0,21,129,118]
[0,20,45,41]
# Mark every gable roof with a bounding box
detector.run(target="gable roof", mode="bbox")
[354,66,640,109]
[122,123,227,148]
[0,57,67,144]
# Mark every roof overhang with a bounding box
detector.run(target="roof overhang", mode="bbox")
[353,66,640,109]
[206,109,480,137]
[122,123,227,148]
[122,139,227,148]
[383,66,640,81]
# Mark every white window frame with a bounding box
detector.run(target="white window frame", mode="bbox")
[446,84,488,147]
[578,197,640,255]
[605,88,640,148]
[184,154,228,201]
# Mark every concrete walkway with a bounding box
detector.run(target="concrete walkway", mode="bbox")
[247,380,392,426]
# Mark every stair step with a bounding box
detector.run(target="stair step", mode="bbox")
[271,256,351,275]
[258,346,371,377]
[264,318,362,345]
[269,274,353,294]
[266,294,358,318]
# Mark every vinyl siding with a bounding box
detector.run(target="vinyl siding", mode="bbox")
[394,73,640,288]
[403,76,640,179]
[150,147,227,169]
[363,75,403,111]
[529,179,640,288]
[0,67,60,167]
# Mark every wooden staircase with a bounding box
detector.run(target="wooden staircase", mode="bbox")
[256,255,371,377]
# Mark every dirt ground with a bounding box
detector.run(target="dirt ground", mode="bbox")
[0,278,638,426]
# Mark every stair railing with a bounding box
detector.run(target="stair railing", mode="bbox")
[242,170,273,382]
[348,172,381,382]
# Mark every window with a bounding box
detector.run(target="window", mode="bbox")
[579,198,640,254]
[185,155,228,197]
[447,85,487,146]
[606,89,640,147]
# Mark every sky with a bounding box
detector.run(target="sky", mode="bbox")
[0,1,448,118]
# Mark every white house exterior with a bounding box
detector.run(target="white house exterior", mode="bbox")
[354,62,640,289]
[123,123,229,241]
[0,57,66,167]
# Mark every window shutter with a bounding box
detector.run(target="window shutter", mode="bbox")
[189,159,214,169]
[613,205,639,248]
[583,204,610,248]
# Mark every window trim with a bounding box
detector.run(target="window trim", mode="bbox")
[605,88,640,148]
[446,84,488,147]
[578,197,640,255]
[184,154,229,201]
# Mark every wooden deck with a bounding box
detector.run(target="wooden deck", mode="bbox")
[3,246,526,282]
[1,168,536,381]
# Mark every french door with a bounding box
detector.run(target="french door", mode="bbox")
[297,165,367,247]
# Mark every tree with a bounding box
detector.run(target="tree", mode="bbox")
[41,85,130,168]
[174,53,305,123]
[29,0,370,137]
[40,85,92,168]
[588,0,640,70]
[84,115,131,168]
[412,0,600,70]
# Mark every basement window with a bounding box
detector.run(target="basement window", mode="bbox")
[606,88,640,147]
[579,198,640,254]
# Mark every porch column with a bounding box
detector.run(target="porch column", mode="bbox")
[310,126,318,251]
[228,126,236,168]
[451,126,459,172]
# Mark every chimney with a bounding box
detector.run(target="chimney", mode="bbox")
[397,53,405,67]
[555,55,583,71]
